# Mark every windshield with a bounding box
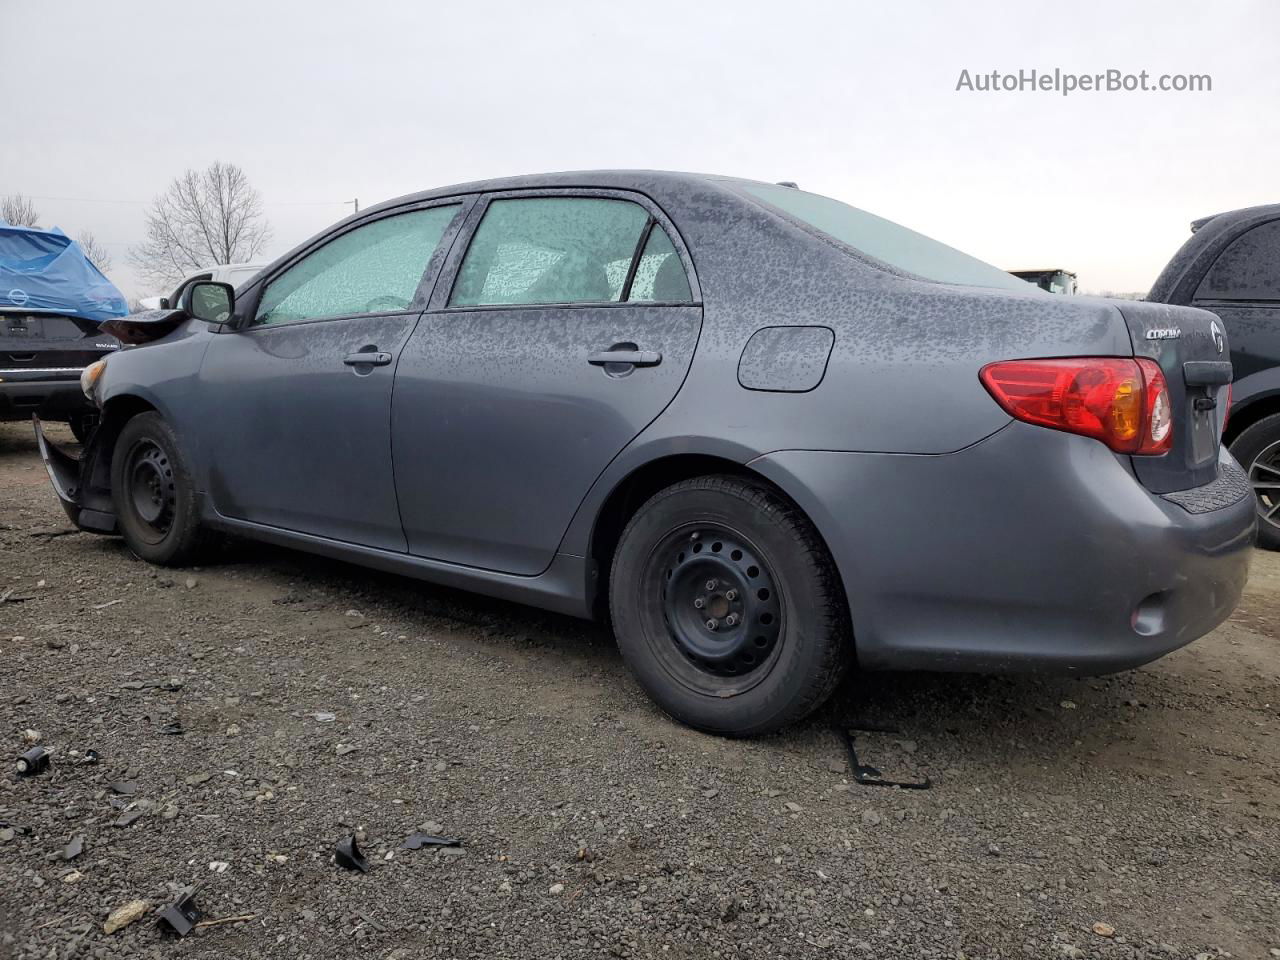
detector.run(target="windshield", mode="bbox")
[740,183,1034,293]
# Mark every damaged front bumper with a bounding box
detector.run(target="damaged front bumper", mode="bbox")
[32,414,116,534]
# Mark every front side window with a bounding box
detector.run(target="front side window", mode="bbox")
[740,183,1033,293]
[1196,220,1280,302]
[254,205,460,326]
[450,197,653,306]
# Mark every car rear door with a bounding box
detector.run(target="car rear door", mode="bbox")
[391,190,702,575]
[197,199,469,550]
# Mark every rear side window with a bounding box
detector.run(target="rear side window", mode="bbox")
[1195,220,1280,301]
[740,183,1033,292]
[451,197,673,306]
[628,226,692,302]
[254,205,460,326]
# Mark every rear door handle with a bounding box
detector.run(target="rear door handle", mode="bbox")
[343,351,393,367]
[587,349,662,367]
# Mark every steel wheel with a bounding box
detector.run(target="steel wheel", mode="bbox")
[123,438,176,544]
[645,522,786,696]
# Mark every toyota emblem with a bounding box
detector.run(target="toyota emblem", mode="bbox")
[1210,319,1225,355]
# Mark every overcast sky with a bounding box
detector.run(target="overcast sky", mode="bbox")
[4,0,1277,298]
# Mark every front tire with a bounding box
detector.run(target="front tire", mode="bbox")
[1230,412,1280,551]
[110,412,206,565]
[609,475,850,736]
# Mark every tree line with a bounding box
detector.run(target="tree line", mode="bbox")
[3,161,272,292]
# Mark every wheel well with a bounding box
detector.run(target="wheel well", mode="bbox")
[588,454,817,619]
[85,396,157,490]
[1225,393,1280,447]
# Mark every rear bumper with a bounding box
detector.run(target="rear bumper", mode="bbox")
[751,423,1256,675]
[0,370,90,422]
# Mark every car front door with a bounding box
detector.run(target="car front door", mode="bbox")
[198,199,468,550]
[390,191,703,575]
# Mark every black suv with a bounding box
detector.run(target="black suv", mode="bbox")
[0,311,121,440]
[0,225,125,441]
[1148,204,1280,547]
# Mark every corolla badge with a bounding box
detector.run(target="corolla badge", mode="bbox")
[1145,327,1181,340]
[1210,319,1225,354]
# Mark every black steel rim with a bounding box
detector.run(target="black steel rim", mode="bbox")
[654,525,783,688]
[125,439,176,542]
[1250,440,1280,531]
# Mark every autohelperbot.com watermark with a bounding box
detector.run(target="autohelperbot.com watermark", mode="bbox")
[955,68,1211,96]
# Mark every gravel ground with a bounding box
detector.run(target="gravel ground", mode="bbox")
[1,420,1278,960]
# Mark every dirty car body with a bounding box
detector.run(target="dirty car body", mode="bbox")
[35,171,1256,735]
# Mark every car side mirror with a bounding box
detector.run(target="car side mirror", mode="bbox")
[181,281,235,325]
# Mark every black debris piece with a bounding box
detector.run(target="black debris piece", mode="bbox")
[81,749,101,765]
[334,834,369,872]
[835,726,931,791]
[157,888,202,937]
[159,720,184,736]
[16,746,50,776]
[63,835,84,861]
[399,832,463,850]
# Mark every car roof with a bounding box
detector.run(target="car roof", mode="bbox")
[1190,202,1280,233]
[364,170,764,215]
[1150,202,1280,303]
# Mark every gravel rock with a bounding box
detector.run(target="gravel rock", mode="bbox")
[103,900,150,934]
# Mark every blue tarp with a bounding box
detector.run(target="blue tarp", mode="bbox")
[0,222,128,324]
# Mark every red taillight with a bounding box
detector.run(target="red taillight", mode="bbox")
[980,357,1172,456]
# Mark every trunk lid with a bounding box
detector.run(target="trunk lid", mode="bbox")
[1116,300,1230,493]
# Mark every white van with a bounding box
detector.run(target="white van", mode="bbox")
[138,263,267,311]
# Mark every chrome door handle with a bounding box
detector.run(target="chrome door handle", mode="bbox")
[343,351,392,367]
[587,349,662,367]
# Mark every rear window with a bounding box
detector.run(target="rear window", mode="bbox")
[740,183,1034,293]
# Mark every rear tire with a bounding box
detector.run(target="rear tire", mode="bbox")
[1230,412,1280,551]
[609,475,850,736]
[110,412,206,565]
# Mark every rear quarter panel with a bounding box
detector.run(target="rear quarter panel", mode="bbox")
[628,181,1134,456]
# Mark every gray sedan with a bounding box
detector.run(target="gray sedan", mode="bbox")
[36,172,1255,735]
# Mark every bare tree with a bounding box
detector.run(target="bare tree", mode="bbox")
[1,194,40,227]
[76,231,113,272]
[129,162,271,288]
